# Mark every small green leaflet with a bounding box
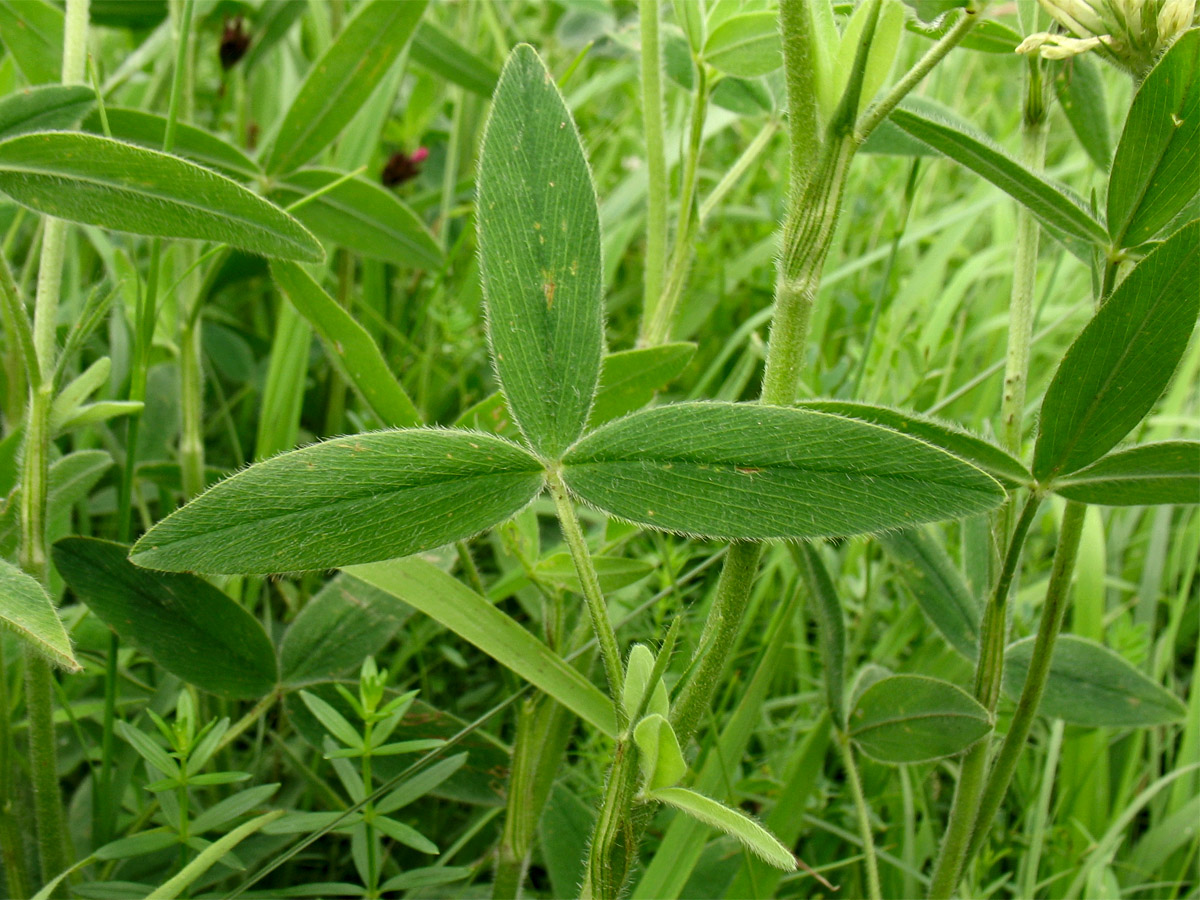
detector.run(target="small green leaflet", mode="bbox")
[1054,441,1200,506]
[561,402,1004,540]
[0,132,322,262]
[53,538,276,697]
[271,170,442,270]
[703,12,782,78]
[0,557,78,670]
[798,399,1031,488]
[1107,29,1200,248]
[849,674,991,763]
[1005,635,1187,728]
[264,0,428,175]
[0,84,92,140]
[646,787,796,872]
[478,44,604,459]
[1033,220,1200,482]
[130,430,544,574]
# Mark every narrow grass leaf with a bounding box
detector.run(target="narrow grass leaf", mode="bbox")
[279,573,413,687]
[849,674,991,763]
[373,816,437,854]
[1054,441,1200,506]
[130,430,544,574]
[0,84,92,139]
[151,810,284,900]
[1005,634,1187,727]
[800,399,1031,487]
[877,528,979,659]
[535,552,653,594]
[479,44,604,458]
[272,170,441,270]
[648,787,796,871]
[270,261,421,428]
[890,102,1109,248]
[0,0,62,84]
[793,543,847,728]
[411,21,498,96]
[1033,221,1200,481]
[0,557,77,670]
[376,754,468,816]
[264,0,427,175]
[190,784,280,835]
[703,12,782,77]
[1107,29,1200,248]
[562,402,1004,540]
[0,132,323,261]
[345,557,615,736]
[53,538,277,698]
[81,107,260,180]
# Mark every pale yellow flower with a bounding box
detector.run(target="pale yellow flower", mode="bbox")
[1016,0,1198,77]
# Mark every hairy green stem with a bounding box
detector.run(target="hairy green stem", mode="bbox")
[0,638,29,900]
[26,651,69,888]
[1000,68,1049,457]
[547,472,625,725]
[928,493,1041,897]
[581,740,639,900]
[839,733,882,900]
[637,0,668,345]
[853,4,982,143]
[966,501,1086,861]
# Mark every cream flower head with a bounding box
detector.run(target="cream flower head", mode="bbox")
[1016,0,1198,77]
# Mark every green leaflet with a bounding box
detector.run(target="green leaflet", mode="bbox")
[270,261,421,428]
[0,84,92,140]
[478,45,604,458]
[263,0,427,175]
[0,132,322,262]
[411,21,498,96]
[81,107,260,180]
[1005,635,1187,728]
[0,557,77,670]
[1033,221,1200,482]
[561,402,1004,540]
[279,573,413,687]
[890,102,1109,250]
[0,0,62,84]
[703,12,783,78]
[53,538,277,698]
[1107,29,1200,248]
[1053,55,1111,171]
[1054,441,1200,506]
[271,169,442,270]
[646,787,796,872]
[634,714,688,791]
[848,674,991,764]
[345,556,615,736]
[130,430,545,574]
[877,527,979,659]
[798,399,1031,488]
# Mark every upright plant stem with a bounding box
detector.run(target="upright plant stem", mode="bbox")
[637,0,668,345]
[839,733,882,900]
[547,471,625,722]
[644,66,708,346]
[967,501,1086,861]
[19,2,90,891]
[1000,58,1049,458]
[928,493,1042,898]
